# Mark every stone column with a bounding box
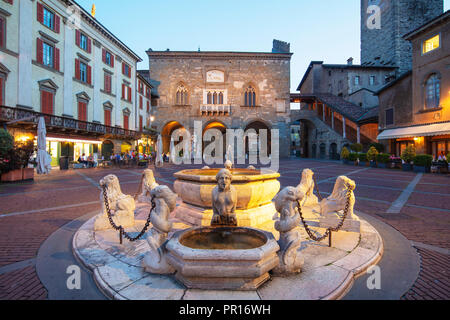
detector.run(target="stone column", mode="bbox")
[331,112,335,130]
[322,104,326,122]
[357,126,361,144]
[115,56,122,127]
[63,21,74,117]
[342,117,347,139]
[92,40,102,122]
[17,0,33,109]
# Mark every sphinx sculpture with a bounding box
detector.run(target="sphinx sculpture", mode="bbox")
[94,175,135,231]
[142,185,178,274]
[224,160,233,170]
[319,176,360,232]
[137,169,159,203]
[297,169,319,208]
[211,168,238,226]
[272,186,304,275]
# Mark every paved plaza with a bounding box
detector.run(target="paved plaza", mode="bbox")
[0,159,448,300]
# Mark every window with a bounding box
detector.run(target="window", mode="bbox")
[139,96,143,109]
[139,115,143,132]
[386,109,394,126]
[176,84,188,105]
[122,84,131,102]
[42,42,54,68]
[41,90,54,115]
[369,76,375,86]
[423,34,440,55]
[146,87,151,99]
[244,86,256,106]
[104,73,112,93]
[75,59,91,84]
[123,114,129,130]
[78,101,87,121]
[354,76,360,86]
[102,49,114,67]
[122,62,131,77]
[147,101,150,113]
[139,81,144,94]
[37,3,60,33]
[75,30,91,53]
[425,74,440,109]
[80,33,87,51]
[104,109,111,127]
[0,16,5,49]
[80,62,87,82]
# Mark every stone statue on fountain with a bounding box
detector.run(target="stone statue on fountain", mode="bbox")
[297,169,319,208]
[211,169,238,227]
[272,186,304,275]
[137,169,159,203]
[142,185,178,274]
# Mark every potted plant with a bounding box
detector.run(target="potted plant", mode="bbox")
[368,143,385,153]
[340,147,350,164]
[350,143,363,153]
[367,146,379,168]
[401,145,416,171]
[349,152,358,166]
[358,153,368,166]
[376,153,391,169]
[413,155,433,173]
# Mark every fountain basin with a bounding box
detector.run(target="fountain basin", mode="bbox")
[166,227,280,291]
[174,169,280,210]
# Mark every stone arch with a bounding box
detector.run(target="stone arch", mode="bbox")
[102,140,114,158]
[329,143,338,160]
[319,143,326,159]
[244,120,272,156]
[312,144,317,158]
[202,120,228,157]
[161,121,187,154]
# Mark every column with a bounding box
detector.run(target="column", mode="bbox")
[115,57,122,127]
[357,126,361,144]
[342,116,347,139]
[322,104,326,122]
[63,21,74,117]
[331,112,335,130]
[17,0,33,109]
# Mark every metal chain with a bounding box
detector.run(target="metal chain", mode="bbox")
[297,185,352,243]
[102,185,156,243]
[313,174,324,201]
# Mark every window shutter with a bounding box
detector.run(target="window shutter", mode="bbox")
[37,2,44,23]
[147,101,150,113]
[0,78,3,105]
[122,84,125,99]
[122,62,125,75]
[0,18,4,48]
[87,65,92,84]
[55,15,60,33]
[104,74,107,91]
[102,49,106,63]
[37,38,43,64]
[128,87,132,102]
[111,55,114,68]
[54,47,60,71]
[75,30,80,47]
[87,38,92,53]
[75,59,80,80]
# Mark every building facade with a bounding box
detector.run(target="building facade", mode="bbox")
[377,11,450,158]
[0,0,142,165]
[147,45,292,158]
[361,0,443,74]
[292,59,394,159]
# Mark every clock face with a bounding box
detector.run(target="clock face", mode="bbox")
[206,70,225,83]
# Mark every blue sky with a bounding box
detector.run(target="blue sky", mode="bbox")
[77,0,450,91]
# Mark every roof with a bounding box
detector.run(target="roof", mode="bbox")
[404,10,450,40]
[296,61,397,91]
[377,121,450,140]
[146,50,293,60]
[137,70,160,97]
[357,106,379,124]
[375,71,413,95]
[67,0,142,62]
[136,71,153,89]
[349,87,377,96]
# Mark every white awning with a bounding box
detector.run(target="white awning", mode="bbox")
[377,122,450,140]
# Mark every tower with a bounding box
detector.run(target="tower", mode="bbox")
[361,0,443,74]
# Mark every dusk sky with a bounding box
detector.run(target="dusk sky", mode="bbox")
[77,0,450,92]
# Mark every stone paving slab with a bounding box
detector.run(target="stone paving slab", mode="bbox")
[73,209,384,300]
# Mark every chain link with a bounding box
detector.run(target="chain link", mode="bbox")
[313,174,324,201]
[297,185,352,243]
[102,184,156,243]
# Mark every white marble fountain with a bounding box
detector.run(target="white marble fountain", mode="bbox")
[73,166,383,300]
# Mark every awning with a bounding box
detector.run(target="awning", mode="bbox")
[377,122,450,140]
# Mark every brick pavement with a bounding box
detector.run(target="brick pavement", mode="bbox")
[0,159,448,300]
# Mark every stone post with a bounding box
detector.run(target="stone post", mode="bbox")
[357,126,361,144]
[322,104,326,122]
[342,117,346,139]
[331,112,335,130]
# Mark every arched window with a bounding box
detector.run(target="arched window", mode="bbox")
[219,92,224,105]
[425,74,440,109]
[244,86,256,106]
[207,92,212,104]
[213,92,217,105]
[176,84,188,105]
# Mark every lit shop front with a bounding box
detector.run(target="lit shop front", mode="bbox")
[41,136,103,166]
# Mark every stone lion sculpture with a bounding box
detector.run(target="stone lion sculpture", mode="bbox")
[137,169,159,203]
[224,160,233,170]
[142,185,178,274]
[297,169,319,208]
[320,176,356,219]
[94,175,136,231]
[272,186,304,275]
[211,168,237,226]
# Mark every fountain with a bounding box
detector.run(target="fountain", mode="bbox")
[73,167,384,300]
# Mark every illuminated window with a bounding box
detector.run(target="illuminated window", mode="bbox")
[422,34,440,54]
[425,74,440,109]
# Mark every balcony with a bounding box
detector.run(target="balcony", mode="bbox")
[0,105,141,140]
[200,105,231,116]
